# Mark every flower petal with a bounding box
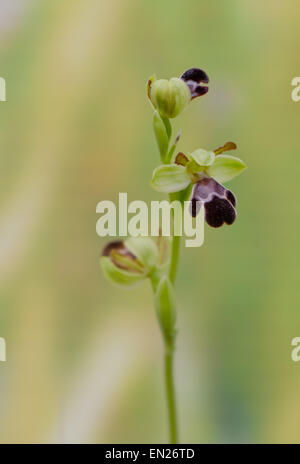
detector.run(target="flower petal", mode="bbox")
[214,141,237,155]
[204,196,236,228]
[102,240,144,273]
[207,155,247,183]
[175,152,189,166]
[190,198,202,218]
[191,177,225,201]
[100,257,146,287]
[189,178,237,228]
[226,189,236,207]
[151,164,190,193]
[190,149,215,166]
[180,68,209,99]
[147,74,156,104]
[125,237,158,270]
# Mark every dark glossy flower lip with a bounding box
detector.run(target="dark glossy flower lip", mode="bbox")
[205,195,236,227]
[190,177,237,228]
[180,68,209,99]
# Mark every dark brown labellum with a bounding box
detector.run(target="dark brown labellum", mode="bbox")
[190,177,237,228]
[180,68,209,99]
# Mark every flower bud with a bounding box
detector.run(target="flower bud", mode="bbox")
[100,238,159,287]
[125,237,159,270]
[101,240,146,287]
[150,77,190,119]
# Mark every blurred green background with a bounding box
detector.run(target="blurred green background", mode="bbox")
[0,0,299,444]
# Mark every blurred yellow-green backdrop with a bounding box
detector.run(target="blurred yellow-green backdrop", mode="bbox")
[0,0,300,444]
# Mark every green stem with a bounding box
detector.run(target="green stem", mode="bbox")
[166,213,181,441]
[153,117,180,443]
[168,190,182,284]
[164,347,178,444]
[169,235,181,284]
[150,271,178,444]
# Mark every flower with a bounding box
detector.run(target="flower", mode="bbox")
[180,68,209,99]
[100,237,169,286]
[190,177,236,227]
[102,240,144,272]
[101,240,147,287]
[147,67,209,119]
[151,142,246,228]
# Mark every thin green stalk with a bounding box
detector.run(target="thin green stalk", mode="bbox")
[151,270,178,444]
[153,117,180,443]
[165,212,181,441]
[164,347,178,444]
[169,235,181,284]
[168,191,183,284]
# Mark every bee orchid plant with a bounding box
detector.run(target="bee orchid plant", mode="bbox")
[100,68,246,443]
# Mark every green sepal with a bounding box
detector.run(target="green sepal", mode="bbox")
[125,237,159,271]
[151,164,190,193]
[147,74,156,106]
[100,256,146,287]
[207,154,247,183]
[110,250,144,273]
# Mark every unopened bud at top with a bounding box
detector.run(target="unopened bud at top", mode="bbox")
[147,68,209,119]
[150,77,191,119]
